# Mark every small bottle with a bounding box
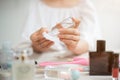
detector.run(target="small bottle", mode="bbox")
[12,50,35,80]
[112,54,119,80]
[1,41,13,69]
[0,41,13,80]
[48,17,75,36]
[44,65,73,80]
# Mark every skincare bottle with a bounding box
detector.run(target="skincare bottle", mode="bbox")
[12,51,35,80]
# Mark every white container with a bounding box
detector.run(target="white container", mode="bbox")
[12,53,35,80]
[44,65,72,80]
[0,71,11,80]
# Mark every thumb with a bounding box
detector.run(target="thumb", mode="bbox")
[72,17,80,29]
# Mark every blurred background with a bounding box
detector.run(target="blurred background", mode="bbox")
[0,0,120,51]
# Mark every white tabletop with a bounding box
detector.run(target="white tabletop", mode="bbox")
[34,73,112,80]
[28,50,113,80]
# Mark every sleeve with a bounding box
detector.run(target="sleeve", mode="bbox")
[78,0,103,51]
[22,0,41,42]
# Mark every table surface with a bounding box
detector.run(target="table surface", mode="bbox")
[2,42,120,80]
[28,50,115,80]
[34,72,112,80]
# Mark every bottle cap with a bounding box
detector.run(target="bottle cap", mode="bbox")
[97,40,105,52]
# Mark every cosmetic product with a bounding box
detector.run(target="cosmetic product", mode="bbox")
[0,41,13,80]
[0,41,13,69]
[48,17,75,36]
[44,65,81,80]
[44,65,72,80]
[89,40,114,75]
[112,54,119,80]
[39,58,89,67]
[12,51,35,80]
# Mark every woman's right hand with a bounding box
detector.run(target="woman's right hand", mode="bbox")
[30,28,54,53]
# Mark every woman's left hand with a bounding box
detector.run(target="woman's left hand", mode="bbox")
[58,18,80,51]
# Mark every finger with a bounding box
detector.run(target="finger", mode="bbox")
[58,34,80,41]
[45,42,54,48]
[30,28,48,42]
[32,41,54,52]
[40,40,54,48]
[72,17,80,29]
[40,42,54,51]
[31,35,45,43]
[30,32,39,41]
[33,38,47,44]
[32,44,43,52]
[60,39,77,47]
[59,28,80,36]
[40,37,47,41]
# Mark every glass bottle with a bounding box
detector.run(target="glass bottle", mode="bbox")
[0,41,13,80]
[44,65,72,80]
[12,50,35,80]
[48,17,75,36]
[112,54,119,80]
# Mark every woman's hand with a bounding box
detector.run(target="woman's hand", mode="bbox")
[58,18,80,51]
[58,18,89,54]
[30,28,54,53]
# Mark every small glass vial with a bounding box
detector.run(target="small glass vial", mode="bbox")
[48,17,75,36]
[12,51,35,80]
[44,65,72,80]
[112,54,119,80]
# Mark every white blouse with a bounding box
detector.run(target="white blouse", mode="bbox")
[22,0,102,51]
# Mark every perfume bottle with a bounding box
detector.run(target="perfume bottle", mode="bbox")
[12,51,35,80]
[112,54,119,80]
[48,17,75,36]
[44,65,72,80]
